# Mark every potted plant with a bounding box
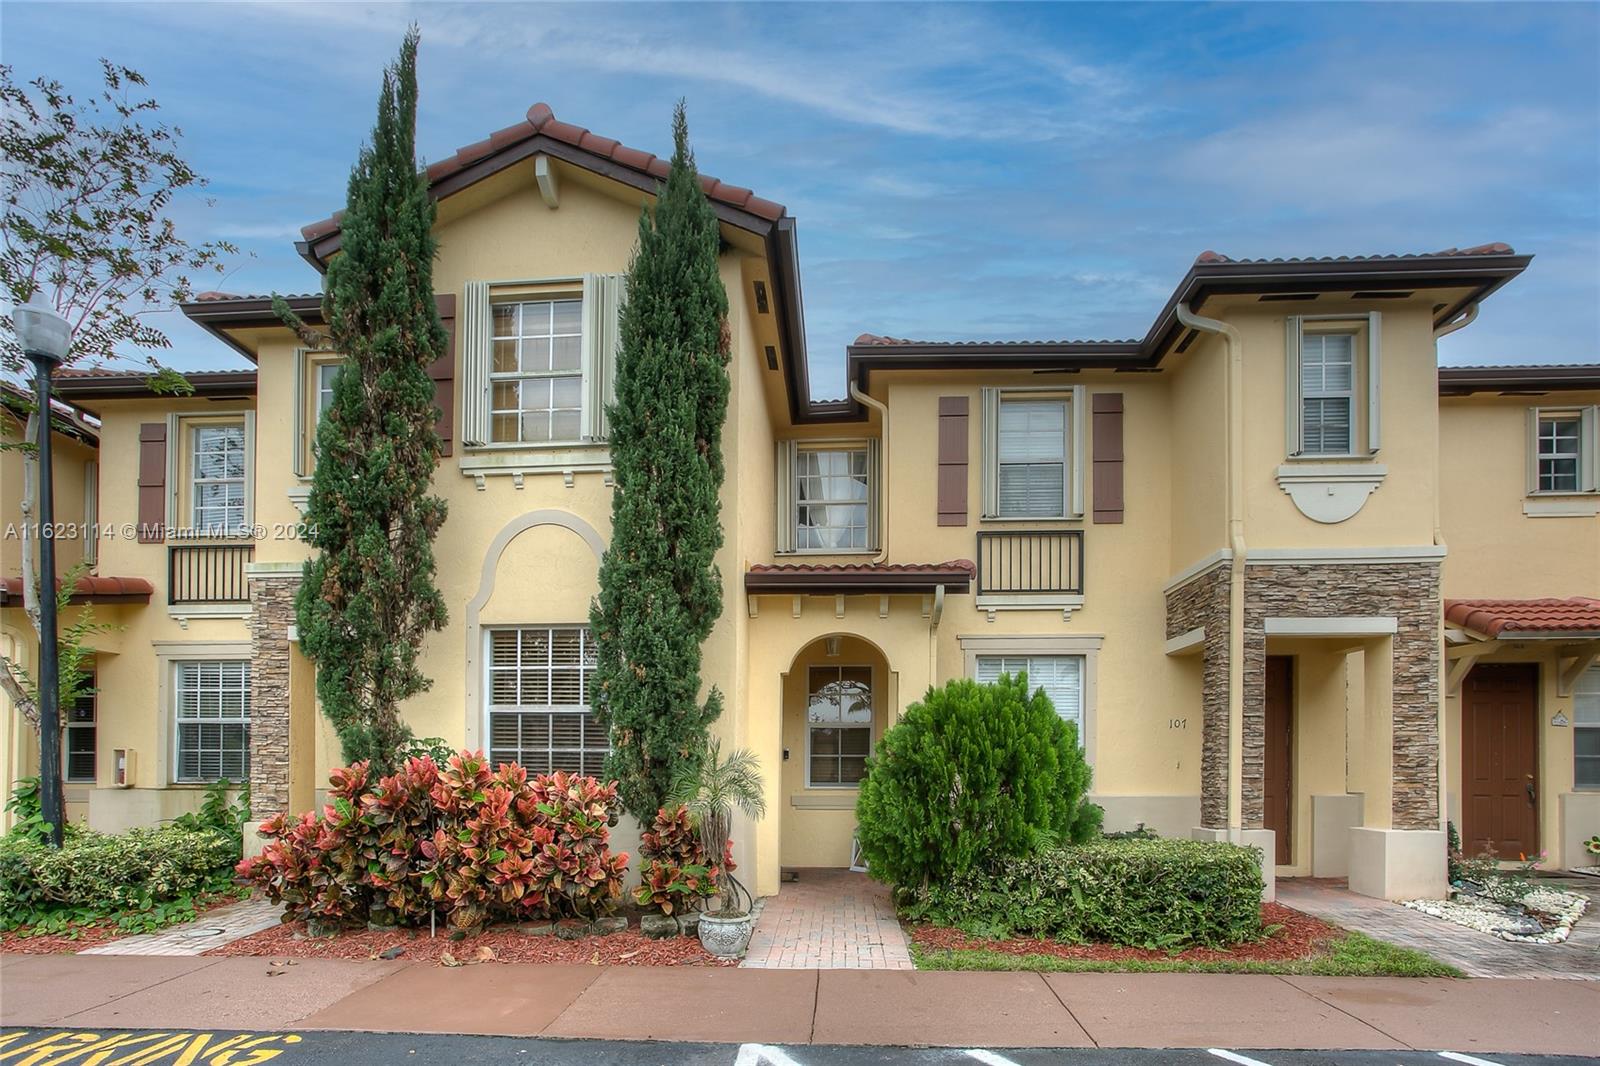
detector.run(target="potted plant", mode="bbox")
[668,741,766,958]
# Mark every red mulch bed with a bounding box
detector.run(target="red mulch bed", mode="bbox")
[909,902,1340,963]
[0,894,249,955]
[210,920,736,966]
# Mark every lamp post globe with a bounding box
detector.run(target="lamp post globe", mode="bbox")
[13,293,71,847]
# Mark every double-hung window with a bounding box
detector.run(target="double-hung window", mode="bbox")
[980,387,1085,520]
[1577,665,1600,790]
[490,299,583,444]
[975,654,1085,742]
[189,423,247,533]
[486,626,609,776]
[775,440,880,552]
[316,362,340,422]
[1299,333,1356,455]
[64,673,96,783]
[174,660,251,783]
[807,665,872,787]
[1530,407,1599,495]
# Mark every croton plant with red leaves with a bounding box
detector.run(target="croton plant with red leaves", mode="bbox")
[238,752,629,931]
[632,804,733,915]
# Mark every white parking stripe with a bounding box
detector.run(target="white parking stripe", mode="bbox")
[1208,1050,1276,1066]
[965,1051,1024,1066]
[735,1044,807,1066]
[1440,1053,1507,1066]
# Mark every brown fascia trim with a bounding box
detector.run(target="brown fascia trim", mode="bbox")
[744,569,973,596]
[52,370,258,401]
[179,295,325,362]
[1438,364,1600,395]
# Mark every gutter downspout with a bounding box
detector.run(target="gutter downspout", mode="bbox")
[1429,302,1476,830]
[1175,303,1248,836]
[850,383,890,565]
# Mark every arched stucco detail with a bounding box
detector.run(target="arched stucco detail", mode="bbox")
[462,510,607,748]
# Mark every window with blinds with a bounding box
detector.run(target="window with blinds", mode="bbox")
[174,660,250,783]
[975,655,1084,739]
[1300,332,1356,455]
[190,424,248,533]
[1576,665,1600,790]
[997,400,1068,518]
[65,673,96,783]
[486,626,609,776]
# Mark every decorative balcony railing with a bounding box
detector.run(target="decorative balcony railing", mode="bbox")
[168,543,253,605]
[975,530,1085,597]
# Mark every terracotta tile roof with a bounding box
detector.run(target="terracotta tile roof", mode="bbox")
[1195,243,1515,266]
[1444,598,1600,638]
[191,291,321,304]
[300,102,785,246]
[852,333,1140,348]
[0,575,154,606]
[749,560,975,576]
[54,367,248,380]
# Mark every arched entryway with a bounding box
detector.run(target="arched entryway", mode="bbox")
[779,633,894,869]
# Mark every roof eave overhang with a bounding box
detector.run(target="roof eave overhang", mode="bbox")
[1495,629,1600,642]
[179,296,326,363]
[744,571,973,596]
[1439,365,1600,396]
[52,370,258,402]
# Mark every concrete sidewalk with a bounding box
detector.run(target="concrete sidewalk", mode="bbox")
[2,955,1597,1056]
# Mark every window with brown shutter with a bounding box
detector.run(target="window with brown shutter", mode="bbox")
[1091,392,1123,524]
[431,293,456,457]
[137,422,166,543]
[937,396,968,526]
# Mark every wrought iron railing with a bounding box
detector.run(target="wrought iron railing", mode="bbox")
[168,543,253,605]
[976,530,1084,597]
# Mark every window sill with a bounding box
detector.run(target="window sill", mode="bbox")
[790,791,859,810]
[1524,494,1600,518]
[776,549,880,557]
[167,603,250,620]
[978,515,1085,525]
[459,444,612,484]
[1281,453,1379,464]
[976,593,1085,620]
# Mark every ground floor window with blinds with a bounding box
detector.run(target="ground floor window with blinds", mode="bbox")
[975,654,1084,742]
[174,660,251,783]
[65,673,96,783]
[486,626,609,776]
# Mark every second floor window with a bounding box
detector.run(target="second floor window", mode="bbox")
[191,424,247,533]
[1299,332,1356,455]
[490,298,583,444]
[1538,413,1583,492]
[316,362,340,421]
[997,399,1069,518]
[796,447,869,550]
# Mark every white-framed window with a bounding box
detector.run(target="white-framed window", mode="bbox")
[457,275,624,458]
[1577,665,1600,790]
[490,298,584,444]
[485,626,609,776]
[316,362,340,422]
[64,672,96,783]
[173,660,251,783]
[1299,332,1356,455]
[774,439,880,553]
[1529,407,1599,495]
[806,665,872,787]
[974,654,1085,743]
[1285,314,1381,458]
[980,386,1086,520]
[796,447,869,550]
[189,423,247,533]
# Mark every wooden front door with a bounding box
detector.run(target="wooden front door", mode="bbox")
[1263,656,1293,865]
[1462,663,1540,860]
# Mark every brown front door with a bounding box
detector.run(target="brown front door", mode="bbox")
[1462,663,1540,860]
[1263,656,1293,865]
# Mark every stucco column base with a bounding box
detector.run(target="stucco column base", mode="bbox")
[1311,793,1364,877]
[1191,826,1276,902]
[1348,827,1446,900]
[242,818,272,861]
[1558,792,1600,870]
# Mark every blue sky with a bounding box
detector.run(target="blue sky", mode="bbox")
[6,1,1597,397]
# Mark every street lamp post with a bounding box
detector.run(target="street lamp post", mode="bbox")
[13,294,71,847]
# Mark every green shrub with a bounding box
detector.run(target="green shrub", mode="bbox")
[170,779,249,852]
[906,839,1265,949]
[0,825,238,933]
[238,751,631,931]
[854,674,1096,892]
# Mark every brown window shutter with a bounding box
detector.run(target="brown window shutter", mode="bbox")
[136,422,167,543]
[1092,392,1124,524]
[937,395,969,526]
[430,293,456,457]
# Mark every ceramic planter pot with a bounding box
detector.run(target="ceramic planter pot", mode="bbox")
[697,912,753,958]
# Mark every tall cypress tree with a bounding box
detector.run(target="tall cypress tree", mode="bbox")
[591,102,731,819]
[281,28,448,774]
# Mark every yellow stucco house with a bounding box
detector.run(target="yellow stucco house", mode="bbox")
[4,102,1598,902]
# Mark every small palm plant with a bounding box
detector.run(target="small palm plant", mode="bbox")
[668,741,766,916]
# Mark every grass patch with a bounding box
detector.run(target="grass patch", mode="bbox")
[911,931,1461,978]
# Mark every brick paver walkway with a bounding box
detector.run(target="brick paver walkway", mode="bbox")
[79,898,283,957]
[1278,875,1600,979]
[741,868,913,969]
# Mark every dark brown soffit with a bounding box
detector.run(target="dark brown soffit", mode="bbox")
[1438,364,1600,395]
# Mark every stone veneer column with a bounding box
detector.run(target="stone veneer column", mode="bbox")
[247,568,301,819]
[1164,565,1233,829]
[1242,561,1441,829]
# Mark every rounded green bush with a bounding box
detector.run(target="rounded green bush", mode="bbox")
[854,673,1097,892]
